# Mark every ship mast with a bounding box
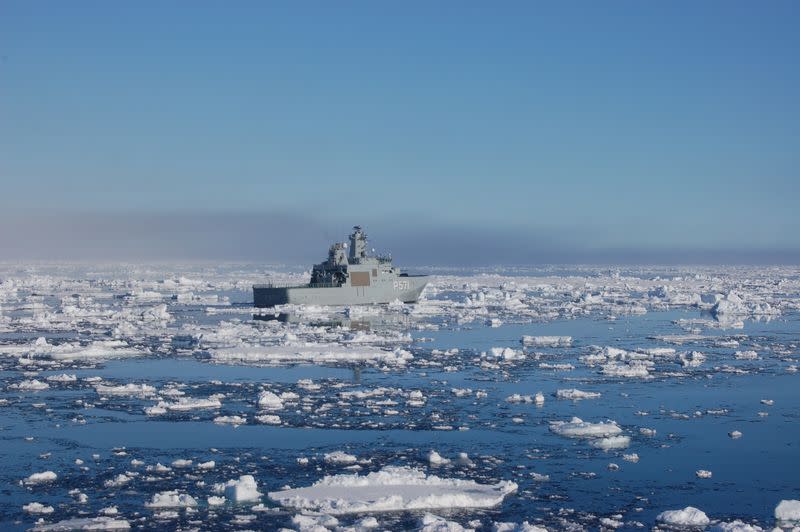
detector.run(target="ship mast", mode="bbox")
[348,226,368,263]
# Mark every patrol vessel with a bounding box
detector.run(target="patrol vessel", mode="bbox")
[253,226,428,307]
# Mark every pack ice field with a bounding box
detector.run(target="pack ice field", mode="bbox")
[1,264,799,531]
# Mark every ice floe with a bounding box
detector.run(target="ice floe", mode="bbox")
[144,490,198,508]
[549,417,622,439]
[214,475,263,502]
[32,516,131,531]
[656,506,710,527]
[268,466,517,514]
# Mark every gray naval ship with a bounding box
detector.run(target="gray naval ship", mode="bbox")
[253,226,428,307]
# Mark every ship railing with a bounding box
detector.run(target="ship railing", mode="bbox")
[254,282,340,289]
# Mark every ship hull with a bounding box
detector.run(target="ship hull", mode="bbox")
[254,276,428,307]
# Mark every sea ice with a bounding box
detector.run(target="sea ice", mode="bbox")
[144,491,198,508]
[493,521,548,531]
[775,499,800,522]
[549,417,622,439]
[419,513,472,531]
[207,496,225,506]
[488,347,525,361]
[12,379,50,391]
[268,466,517,514]
[46,373,78,383]
[24,471,57,484]
[94,383,156,397]
[255,414,281,424]
[210,343,413,366]
[324,451,358,465]
[103,474,132,488]
[213,415,246,425]
[428,450,451,466]
[31,516,131,531]
[257,390,284,409]
[555,389,601,400]
[589,436,631,449]
[521,335,572,347]
[23,502,54,514]
[710,520,763,531]
[656,506,710,527]
[214,475,263,502]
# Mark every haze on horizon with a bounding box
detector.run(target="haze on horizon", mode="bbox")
[1,2,798,265]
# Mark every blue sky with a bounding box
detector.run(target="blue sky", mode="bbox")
[1,1,798,262]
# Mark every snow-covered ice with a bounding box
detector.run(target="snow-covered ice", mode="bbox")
[268,466,517,514]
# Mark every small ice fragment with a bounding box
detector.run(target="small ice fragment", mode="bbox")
[103,474,132,488]
[23,502,54,514]
[428,450,450,466]
[696,469,712,479]
[145,491,198,508]
[257,390,283,410]
[556,389,601,400]
[710,520,764,531]
[213,415,246,425]
[729,430,742,439]
[255,414,281,425]
[590,436,631,450]
[521,335,572,347]
[24,471,57,484]
[550,417,622,439]
[324,451,357,465]
[455,453,474,466]
[533,392,545,406]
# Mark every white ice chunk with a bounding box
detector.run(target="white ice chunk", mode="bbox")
[257,390,284,410]
[555,389,601,400]
[656,506,709,527]
[214,475,263,502]
[23,502,54,514]
[521,335,572,347]
[145,491,198,508]
[428,451,451,466]
[589,436,631,449]
[324,451,358,465]
[95,383,156,397]
[24,471,57,484]
[775,499,800,522]
[268,466,516,514]
[11,379,50,391]
[549,417,622,439]
[32,516,131,531]
[710,520,763,531]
